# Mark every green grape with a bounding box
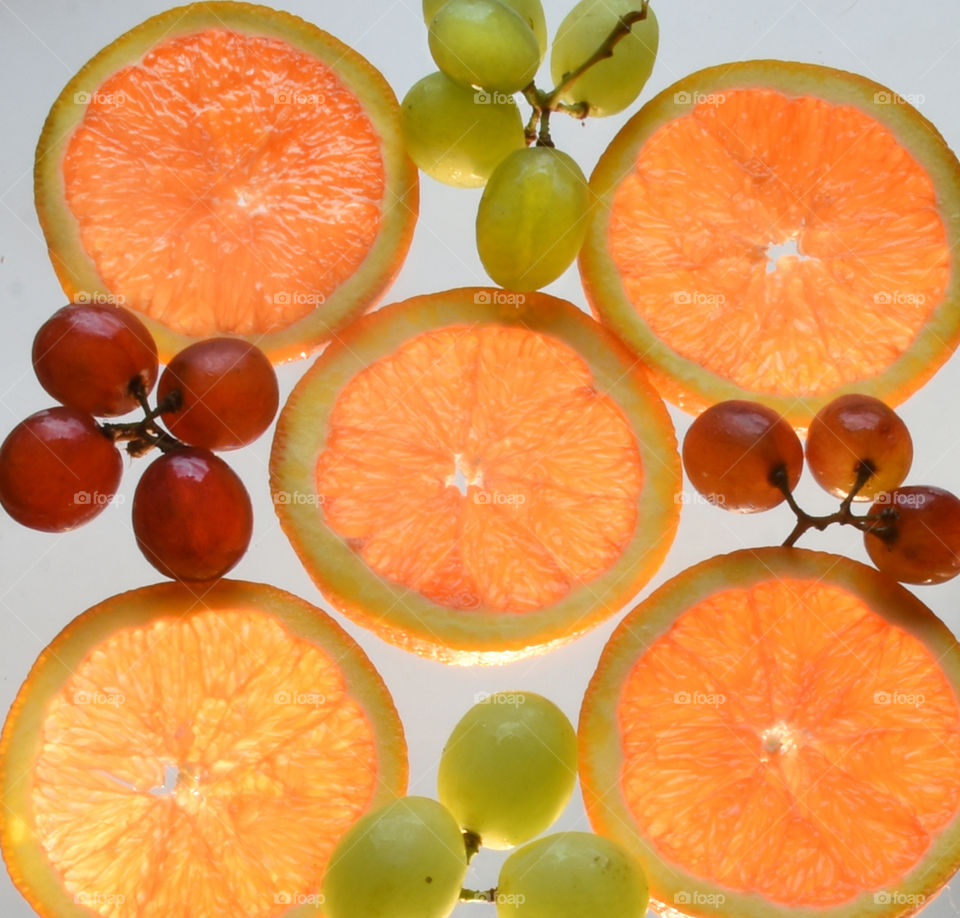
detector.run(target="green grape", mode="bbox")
[437,692,577,850]
[322,796,467,918]
[423,0,547,56]
[496,833,649,918]
[429,0,540,94]
[476,147,590,291]
[401,72,525,188]
[551,0,659,117]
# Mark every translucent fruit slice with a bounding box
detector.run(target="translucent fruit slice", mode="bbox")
[0,580,407,918]
[35,2,418,362]
[580,548,960,918]
[270,288,681,664]
[581,61,960,427]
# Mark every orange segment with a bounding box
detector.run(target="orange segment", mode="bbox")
[317,326,643,612]
[581,62,960,426]
[35,2,418,362]
[270,288,681,663]
[1,581,407,918]
[580,549,960,918]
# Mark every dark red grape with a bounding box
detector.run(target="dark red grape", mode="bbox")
[864,486,960,584]
[32,303,158,416]
[132,448,253,581]
[806,394,912,500]
[0,407,122,531]
[682,400,803,512]
[158,338,279,450]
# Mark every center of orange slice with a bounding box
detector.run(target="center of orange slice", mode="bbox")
[617,576,960,907]
[23,607,379,917]
[62,27,386,338]
[316,324,644,612]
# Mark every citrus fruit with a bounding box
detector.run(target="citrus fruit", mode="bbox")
[580,547,960,917]
[270,287,681,664]
[35,1,418,363]
[580,61,960,427]
[0,580,407,917]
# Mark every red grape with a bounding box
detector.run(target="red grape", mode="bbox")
[806,394,912,500]
[158,339,279,450]
[32,303,158,416]
[132,448,253,581]
[0,407,122,531]
[682,400,803,512]
[864,486,960,584]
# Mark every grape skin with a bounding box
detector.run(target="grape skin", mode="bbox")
[497,832,649,918]
[428,0,541,94]
[0,407,122,532]
[476,147,590,291]
[437,692,577,850]
[401,72,525,188]
[551,0,659,117]
[322,796,467,918]
[423,0,547,56]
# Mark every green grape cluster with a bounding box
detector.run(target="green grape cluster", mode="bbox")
[322,691,649,918]
[403,0,659,291]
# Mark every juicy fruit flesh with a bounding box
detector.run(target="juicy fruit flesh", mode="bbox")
[616,577,960,906]
[23,609,378,918]
[608,88,949,396]
[317,325,643,611]
[63,28,386,338]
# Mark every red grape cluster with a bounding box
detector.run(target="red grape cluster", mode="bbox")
[682,395,960,585]
[0,303,279,582]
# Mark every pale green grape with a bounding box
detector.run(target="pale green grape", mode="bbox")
[401,72,525,188]
[322,796,467,918]
[496,833,650,918]
[429,0,540,94]
[551,0,659,117]
[423,0,547,56]
[476,148,590,292]
[437,692,577,849]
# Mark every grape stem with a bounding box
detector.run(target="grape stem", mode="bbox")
[522,1,650,147]
[463,829,482,864]
[459,887,497,903]
[99,378,185,456]
[772,462,897,547]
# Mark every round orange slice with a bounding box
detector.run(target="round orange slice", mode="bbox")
[35,1,418,363]
[580,61,960,427]
[270,287,681,665]
[580,548,960,918]
[0,580,407,917]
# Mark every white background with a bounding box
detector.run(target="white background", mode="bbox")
[2,0,960,915]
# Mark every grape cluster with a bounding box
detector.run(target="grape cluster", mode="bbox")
[682,395,960,585]
[322,691,649,918]
[0,303,279,582]
[404,0,658,290]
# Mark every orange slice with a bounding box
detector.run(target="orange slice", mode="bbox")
[270,287,681,664]
[35,2,418,363]
[0,580,407,917]
[580,548,960,917]
[581,62,960,427]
